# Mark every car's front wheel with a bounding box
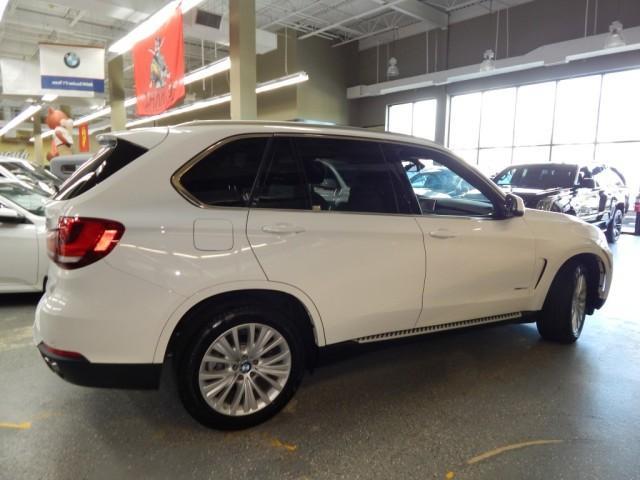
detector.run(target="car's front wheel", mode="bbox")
[606,207,623,243]
[537,261,589,343]
[177,305,305,429]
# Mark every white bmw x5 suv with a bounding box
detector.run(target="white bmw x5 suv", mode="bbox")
[34,122,612,429]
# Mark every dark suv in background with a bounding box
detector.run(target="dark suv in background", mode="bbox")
[493,163,629,243]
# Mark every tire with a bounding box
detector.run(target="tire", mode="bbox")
[177,304,305,430]
[606,207,623,243]
[536,261,588,344]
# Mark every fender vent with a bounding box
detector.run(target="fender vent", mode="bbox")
[355,312,522,344]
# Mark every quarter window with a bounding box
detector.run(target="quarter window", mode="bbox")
[180,137,267,207]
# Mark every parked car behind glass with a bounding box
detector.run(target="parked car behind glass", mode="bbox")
[0,157,61,196]
[493,163,629,243]
[0,179,48,293]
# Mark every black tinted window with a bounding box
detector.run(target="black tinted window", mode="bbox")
[55,140,147,200]
[253,138,308,210]
[295,138,398,214]
[181,137,267,207]
[495,165,577,189]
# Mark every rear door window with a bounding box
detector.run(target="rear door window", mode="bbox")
[252,138,309,210]
[55,139,147,200]
[293,137,400,214]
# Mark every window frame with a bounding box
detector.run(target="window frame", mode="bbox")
[171,133,273,209]
[173,132,508,218]
[256,134,406,215]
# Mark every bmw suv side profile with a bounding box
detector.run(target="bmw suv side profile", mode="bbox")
[35,122,613,429]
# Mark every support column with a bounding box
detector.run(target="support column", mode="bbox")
[33,110,43,165]
[108,55,126,130]
[229,0,257,120]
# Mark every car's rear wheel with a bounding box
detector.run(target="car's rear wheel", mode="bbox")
[537,261,588,343]
[177,305,305,430]
[606,207,623,243]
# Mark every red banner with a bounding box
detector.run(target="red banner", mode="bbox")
[132,8,185,116]
[78,123,90,152]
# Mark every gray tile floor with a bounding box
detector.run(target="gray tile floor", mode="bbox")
[1,235,639,479]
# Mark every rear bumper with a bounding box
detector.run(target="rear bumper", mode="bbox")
[37,343,161,389]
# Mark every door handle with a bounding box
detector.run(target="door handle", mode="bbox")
[261,224,306,235]
[429,229,457,239]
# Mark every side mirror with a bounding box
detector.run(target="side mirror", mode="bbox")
[504,193,525,218]
[580,178,596,188]
[0,208,26,224]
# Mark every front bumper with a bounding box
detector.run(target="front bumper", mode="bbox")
[37,343,161,389]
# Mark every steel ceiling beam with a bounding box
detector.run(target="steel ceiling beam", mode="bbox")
[298,0,406,40]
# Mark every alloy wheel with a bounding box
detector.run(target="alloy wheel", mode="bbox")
[198,323,291,417]
[613,209,623,241]
[570,268,588,336]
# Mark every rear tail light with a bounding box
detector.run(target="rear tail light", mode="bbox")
[47,216,125,269]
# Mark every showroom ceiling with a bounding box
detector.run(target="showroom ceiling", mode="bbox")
[0,0,532,63]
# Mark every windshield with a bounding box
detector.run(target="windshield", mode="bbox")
[410,169,458,191]
[494,165,578,189]
[1,161,61,185]
[0,183,48,216]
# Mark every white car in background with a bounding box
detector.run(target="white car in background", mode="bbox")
[0,157,61,196]
[35,122,613,430]
[0,179,48,293]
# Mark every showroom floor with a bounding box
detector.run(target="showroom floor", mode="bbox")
[1,236,639,480]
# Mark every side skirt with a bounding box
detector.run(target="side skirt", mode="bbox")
[355,312,523,344]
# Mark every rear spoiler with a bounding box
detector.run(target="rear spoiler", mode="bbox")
[97,127,169,151]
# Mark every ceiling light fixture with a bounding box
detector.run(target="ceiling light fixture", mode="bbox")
[108,0,206,55]
[0,104,43,137]
[183,57,231,85]
[255,72,309,93]
[126,94,232,128]
[386,57,399,78]
[42,94,58,102]
[480,49,496,71]
[605,21,626,48]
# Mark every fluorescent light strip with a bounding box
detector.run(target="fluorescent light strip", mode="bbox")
[182,57,231,85]
[126,94,231,128]
[0,105,43,137]
[127,71,309,128]
[42,94,58,102]
[109,0,205,55]
[255,72,309,93]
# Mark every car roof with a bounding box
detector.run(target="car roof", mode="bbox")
[123,120,445,151]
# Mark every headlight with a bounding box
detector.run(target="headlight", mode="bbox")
[536,197,557,211]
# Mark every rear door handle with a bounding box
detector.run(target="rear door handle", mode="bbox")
[429,229,457,239]
[261,224,306,235]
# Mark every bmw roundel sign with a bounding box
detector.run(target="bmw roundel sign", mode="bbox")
[63,52,81,69]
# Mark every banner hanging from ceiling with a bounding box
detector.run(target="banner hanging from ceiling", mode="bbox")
[39,44,105,97]
[133,7,185,116]
[78,124,90,152]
